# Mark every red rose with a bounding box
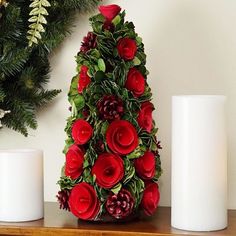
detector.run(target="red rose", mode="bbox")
[72,119,93,145]
[125,68,145,97]
[99,4,121,21]
[92,152,124,188]
[78,65,91,93]
[134,151,156,180]
[137,102,154,132]
[65,144,84,179]
[117,38,137,61]
[106,120,139,155]
[69,182,100,220]
[141,182,160,216]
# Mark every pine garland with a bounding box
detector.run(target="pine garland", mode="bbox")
[0,0,101,136]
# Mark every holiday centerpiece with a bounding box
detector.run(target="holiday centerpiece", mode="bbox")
[57,4,162,221]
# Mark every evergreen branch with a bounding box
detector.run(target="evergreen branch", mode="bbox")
[2,99,37,136]
[28,89,61,107]
[27,0,51,46]
[0,86,5,102]
[0,47,30,77]
[0,109,10,128]
[0,4,23,43]
[0,0,101,135]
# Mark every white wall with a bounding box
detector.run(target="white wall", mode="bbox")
[1,0,236,209]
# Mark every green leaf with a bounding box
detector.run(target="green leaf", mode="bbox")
[127,144,145,160]
[133,56,141,66]
[29,7,39,16]
[73,94,85,111]
[29,23,37,29]
[29,0,40,8]
[101,121,109,135]
[28,16,38,22]
[98,58,106,72]
[151,141,158,152]
[63,137,74,154]
[94,71,105,81]
[83,159,89,168]
[136,36,142,45]
[83,168,93,184]
[37,24,45,32]
[34,31,42,39]
[71,100,78,117]
[123,159,135,185]
[68,75,79,97]
[31,36,38,44]
[112,15,121,26]
[41,0,51,7]
[111,183,122,194]
[88,67,95,77]
[39,7,49,15]
[57,176,80,190]
[38,15,47,24]
[126,176,145,208]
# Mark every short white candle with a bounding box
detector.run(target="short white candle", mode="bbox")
[0,149,44,222]
[171,95,227,231]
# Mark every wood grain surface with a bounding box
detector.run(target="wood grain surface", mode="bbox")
[0,202,235,236]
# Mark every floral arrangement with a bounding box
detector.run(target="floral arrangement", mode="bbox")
[57,4,162,221]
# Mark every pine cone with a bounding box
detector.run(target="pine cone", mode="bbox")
[106,189,134,219]
[97,95,124,121]
[56,190,70,211]
[80,32,97,53]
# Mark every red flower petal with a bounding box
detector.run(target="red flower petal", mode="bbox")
[125,67,145,97]
[72,119,93,145]
[137,102,154,132]
[106,120,138,155]
[141,182,160,216]
[78,65,91,93]
[117,38,137,61]
[92,153,124,188]
[65,144,84,179]
[134,151,156,180]
[99,4,121,21]
[69,183,100,220]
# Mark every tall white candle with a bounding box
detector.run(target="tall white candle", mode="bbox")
[0,149,44,222]
[171,95,227,231]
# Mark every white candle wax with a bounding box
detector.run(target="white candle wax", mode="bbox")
[0,149,44,222]
[171,95,227,231]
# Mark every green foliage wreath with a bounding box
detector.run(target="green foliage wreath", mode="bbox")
[0,0,101,136]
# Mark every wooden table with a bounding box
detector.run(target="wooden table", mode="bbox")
[0,202,235,236]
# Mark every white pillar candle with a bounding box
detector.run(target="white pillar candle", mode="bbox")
[0,149,44,222]
[171,95,227,231]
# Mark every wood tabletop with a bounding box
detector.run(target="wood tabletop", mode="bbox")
[0,202,235,236]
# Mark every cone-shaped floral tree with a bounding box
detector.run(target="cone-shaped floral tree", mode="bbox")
[57,4,162,221]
